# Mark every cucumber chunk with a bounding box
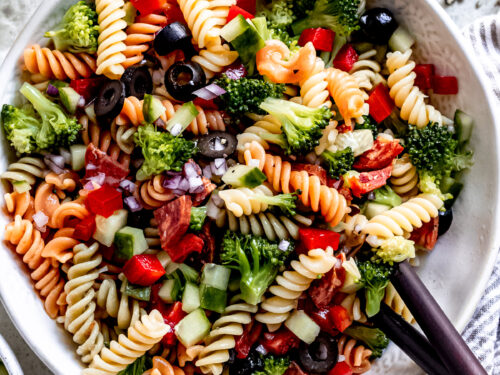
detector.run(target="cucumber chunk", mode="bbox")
[222,164,267,188]
[221,14,249,42]
[389,26,415,52]
[179,263,199,283]
[285,310,320,344]
[175,308,211,347]
[251,17,269,40]
[158,278,181,303]
[454,110,473,147]
[59,87,81,114]
[70,144,87,171]
[200,284,227,313]
[364,202,391,220]
[166,101,199,136]
[201,263,231,290]
[124,283,151,301]
[114,226,148,260]
[142,94,165,123]
[93,209,128,247]
[182,282,201,313]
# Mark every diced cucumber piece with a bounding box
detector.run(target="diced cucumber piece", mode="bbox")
[93,209,128,247]
[12,180,30,193]
[166,101,199,136]
[123,1,137,26]
[114,226,148,260]
[182,282,201,313]
[352,42,374,54]
[222,164,267,188]
[124,283,151,301]
[285,310,320,344]
[365,202,391,220]
[201,263,231,290]
[175,308,211,347]
[189,206,207,232]
[221,14,249,42]
[251,17,269,40]
[229,16,265,75]
[454,110,473,146]
[440,176,463,209]
[158,278,181,303]
[49,80,69,88]
[200,284,227,313]
[59,87,81,114]
[143,94,165,124]
[179,263,199,283]
[389,26,415,52]
[70,144,87,171]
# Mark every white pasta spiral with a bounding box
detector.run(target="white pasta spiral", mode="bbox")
[384,282,415,324]
[300,57,331,108]
[362,194,443,239]
[1,157,47,189]
[256,247,337,331]
[341,213,368,251]
[176,0,220,49]
[386,49,443,128]
[218,185,274,217]
[83,309,169,375]
[390,154,419,197]
[95,0,127,79]
[192,41,239,79]
[64,243,104,363]
[349,49,385,93]
[340,293,367,323]
[236,115,283,153]
[195,302,258,375]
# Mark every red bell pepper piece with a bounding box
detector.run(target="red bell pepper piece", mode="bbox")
[236,0,256,15]
[298,28,335,52]
[167,233,204,263]
[329,305,352,332]
[432,75,458,95]
[123,254,166,286]
[368,83,395,123]
[86,185,123,218]
[353,137,404,171]
[292,163,328,185]
[73,215,96,241]
[70,78,104,102]
[347,164,393,198]
[160,301,187,346]
[227,5,254,22]
[333,44,358,71]
[285,362,307,375]
[307,306,338,336]
[131,0,166,15]
[410,216,439,250]
[328,362,353,375]
[193,97,219,110]
[259,327,300,356]
[162,2,185,24]
[235,321,263,359]
[413,64,434,91]
[299,228,340,251]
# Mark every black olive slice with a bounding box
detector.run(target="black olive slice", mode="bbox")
[438,209,453,236]
[165,61,206,102]
[120,66,153,99]
[95,80,126,119]
[197,131,237,159]
[154,22,197,58]
[360,8,399,45]
[299,333,338,373]
[229,351,264,375]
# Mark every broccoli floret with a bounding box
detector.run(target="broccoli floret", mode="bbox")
[357,260,393,317]
[254,354,290,375]
[221,231,293,304]
[418,171,452,202]
[260,98,331,154]
[372,185,402,208]
[375,236,415,264]
[321,147,354,178]
[355,116,378,139]
[344,325,389,358]
[291,0,361,36]
[215,75,285,116]
[268,28,300,50]
[8,83,81,153]
[253,191,298,216]
[189,206,207,232]
[45,1,99,53]
[257,0,296,29]
[134,124,197,180]
[292,0,316,19]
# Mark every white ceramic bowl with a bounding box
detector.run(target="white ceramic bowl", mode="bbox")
[0,0,499,374]
[0,334,23,375]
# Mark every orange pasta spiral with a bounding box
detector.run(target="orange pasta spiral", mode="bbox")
[123,13,167,69]
[300,57,331,108]
[43,228,80,264]
[143,356,185,375]
[326,68,366,127]
[34,182,62,228]
[4,191,35,219]
[134,176,175,210]
[338,335,372,374]
[45,171,78,195]
[5,216,66,319]
[49,200,90,229]
[23,44,96,81]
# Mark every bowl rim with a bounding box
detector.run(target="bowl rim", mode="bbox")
[0,0,499,373]
[0,334,23,375]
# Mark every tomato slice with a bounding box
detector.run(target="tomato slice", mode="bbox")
[259,327,300,356]
[353,137,403,171]
[348,164,393,198]
[328,361,353,375]
[410,216,439,250]
[329,305,352,332]
[235,321,262,358]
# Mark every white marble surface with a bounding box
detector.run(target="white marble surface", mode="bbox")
[0,0,498,374]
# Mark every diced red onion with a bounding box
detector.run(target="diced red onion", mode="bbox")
[45,154,65,168]
[183,162,199,179]
[206,199,221,219]
[213,137,225,151]
[178,178,190,192]
[202,164,212,179]
[278,239,290,251]
[33,211,48,232]
[224,63,247,80]
[166,170,183,177]
[124,196,143,212]
[212,158,227,176]
[84,181,96,191]
[164,174,183,190]
[193,83,226,100]
[46,84,59,97]
[188,176,204,193]
[59,148,71,165]
[367,191,375,200]
[152,70,163,85]
[44,157,65,174]
[154,117,166,129]
[88,172,106,186]
[211,192,223,207]
[77,96,86,108]
[214,158,225,169]
[86,163,97,171]
[119,179,136,193]
[171,189,186,196]
[255,345,267,355]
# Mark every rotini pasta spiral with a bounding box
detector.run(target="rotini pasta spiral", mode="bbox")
[192,41,239,79]
[390,154,419,197]
[134,175,175,210]
[386,49,443,128]
[256,247,337,331]
[96,278,119,319]
[64,243,105,363]
[23,44,96,81]
[43,228,80,263]
[83,309,169,375]
[111,120,137,154]
[341,213,368,252]
[300,57,331,108]
[349,49,386,93]
[144,218,161,249]
[236,116,283,153]
[338,335,372,374]
[384,282,415,324]
[196,302,258,375]
[340,293,367,323]
[4,191,35,219]
[5,216,66,318]
[362,194,443,238]
[326,68,366,127]
[143,356,186,375]
[116,273,141,329]
[95,0,128,79]
[45,171,78,194]
[49,200,90,229]
[176,0,220,49]
[1,156,47,190]
[218,185,274,217]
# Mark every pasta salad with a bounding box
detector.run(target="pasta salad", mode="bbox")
[0,0,474,374]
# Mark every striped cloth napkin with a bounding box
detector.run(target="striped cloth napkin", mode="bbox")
[462,15,500,375]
